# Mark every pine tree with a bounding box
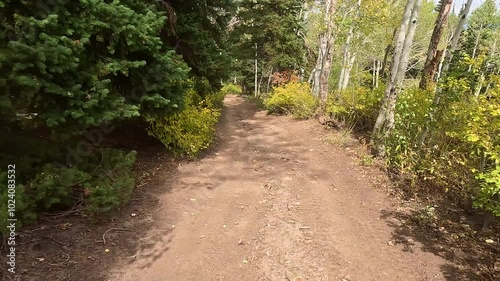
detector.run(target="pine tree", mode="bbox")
[0,0,190,138]
[163,0,236,94]
[230,0,306,93]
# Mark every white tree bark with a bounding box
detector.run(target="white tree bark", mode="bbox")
[339,54,356,91]
[312,0,337,102]
[441,0,473,76]
[266,67,273,93]
[338,0,361,92]
[375,60,381,88]
[468,25,482,72]
[372,0,423,155]
[254,43,258,97]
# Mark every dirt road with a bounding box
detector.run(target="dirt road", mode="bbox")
[108,95,449,281]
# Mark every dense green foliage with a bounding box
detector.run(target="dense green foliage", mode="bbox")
[221,83,243,95]
[264,82,318,119]
[325,86,384,131]
[0,0,233,232]
[248,0,500,218]
[230,0,306,94]
[0,0,497,245]
[0,0,190,138]
[164,0,236,92]
[148,90,223,156]
[0,149,136,234]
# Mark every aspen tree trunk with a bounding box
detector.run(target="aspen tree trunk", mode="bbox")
[340,55,356,91]
[419,0,453,89]
[266,67,273,94]
[312,0,337,102]
[372,59,376,88]
[258,73,265,96]
[475,73,484,97]
[468,26,482,72]
[441,0,473,75]
[372,0,423,155]
[254,43,258,97]
[338,0,361,92]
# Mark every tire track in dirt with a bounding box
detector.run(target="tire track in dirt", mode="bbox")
[107,95,450,281]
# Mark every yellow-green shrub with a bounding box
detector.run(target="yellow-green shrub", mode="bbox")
[382,71,500,216]
[447,75,500,215]
[147,90,221,156]
[205,90,226,109]
[264,82,318,119]
[325,86,384,131]
[221,83,242,95]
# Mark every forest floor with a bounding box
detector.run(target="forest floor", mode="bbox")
[3,95,498,281]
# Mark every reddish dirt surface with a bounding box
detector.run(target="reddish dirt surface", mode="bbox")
[106,95,449,281]
[2,95,497,281]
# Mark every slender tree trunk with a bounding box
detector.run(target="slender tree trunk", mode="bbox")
[340,54,356,91]
[266,67,273,94]
[338,0,361,92]
[441,0,473,76]
[312,0,337,102]
[372,59,376,88]
[312,44,323,96]
[338,63,346,92]
[373,0,416,137]
[375,60,381,88]
[468,26,482,72]
[258,73,265,96]
[419,0,453,89]
[254,43,258,97]
[475,72,485,97]
[372,0,423,155]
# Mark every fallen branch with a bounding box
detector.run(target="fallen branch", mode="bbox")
[43,236,68,247]
[50,253,70,266]
[102,228,134,244]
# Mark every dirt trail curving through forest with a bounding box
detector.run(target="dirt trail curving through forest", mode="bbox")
[108,95,451,281]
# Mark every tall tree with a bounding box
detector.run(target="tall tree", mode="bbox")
[439,0,473,76]
[337,0,362,92]
[165,0,236,93]
[419,0,453,89]
[311,0,338,102]
[0,0,191,139]
[372,0,423,155]
[230,0,306,94]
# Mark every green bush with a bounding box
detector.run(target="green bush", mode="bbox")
[325,86,384,131]
[381,72,500,216]
[221,83,243,95]
[205,90,226,109]
[84,149,137,214]
[264,82,318,119]
[148,90,221,156]
[386,87,434,174]
[0,148,137,233]
[30,164,91,210]
[0,172,37,234]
